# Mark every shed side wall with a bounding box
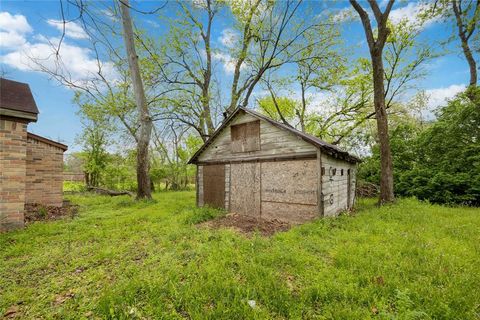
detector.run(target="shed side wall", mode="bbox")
[197,165,204,206]
[321,154,357,216]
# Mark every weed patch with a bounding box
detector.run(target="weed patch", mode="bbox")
[1,192,479,319]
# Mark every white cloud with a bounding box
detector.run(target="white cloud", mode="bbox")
[212,51,247,74]
[145,20,159,28]
[389,2,437,28]
[219,28,239,48]
[425,84,465,110]
[0,31,28,49]
[0,12,32,34]
[1,12,116,87]
[46,19,89,39]
[331,7,357,23]
[0,12,32,50]
[1,36,116,85]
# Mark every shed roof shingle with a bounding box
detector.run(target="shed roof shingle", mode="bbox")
[0,78,39,115]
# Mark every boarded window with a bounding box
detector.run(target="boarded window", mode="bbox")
[203,164,225,209]
[231,121,260,153]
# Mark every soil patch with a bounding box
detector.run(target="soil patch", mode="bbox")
[24,202,79,224]
[201,213,291,236]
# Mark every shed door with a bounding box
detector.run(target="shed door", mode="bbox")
[230,162,261,217]
[203,164,225,208]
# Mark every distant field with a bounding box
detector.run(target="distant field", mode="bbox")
[1,192,479,319]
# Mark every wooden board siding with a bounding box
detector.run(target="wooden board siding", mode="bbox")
[197,111,316,163]
[197,166,204,206]
[203,164,225,209]
[320,155,357,216]
[225,164,230,210]
[230,162,261,217]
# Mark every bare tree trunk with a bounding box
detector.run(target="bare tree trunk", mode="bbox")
[119,0,152,200]
[202,0,215,137]
[372,51,395,204]
[227,0,262,115]
[350,0,395,204]
[299,82,307,132]
[452,0,478,90]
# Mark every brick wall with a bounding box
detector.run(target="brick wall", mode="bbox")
[0,118,28,231]
[25,136,65,207]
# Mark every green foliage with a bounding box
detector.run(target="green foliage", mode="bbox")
[37,206,48,218]
[102,152,137,191]
[1,193,479,318]
[63,181,87,193]
[359,90,480,205]
[184,205,226,225]
[257,96,297,122]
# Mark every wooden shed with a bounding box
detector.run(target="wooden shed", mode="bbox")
[188,107,360,223]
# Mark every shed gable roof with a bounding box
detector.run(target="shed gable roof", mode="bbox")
[188,107,360,164]
[0,78,39,115]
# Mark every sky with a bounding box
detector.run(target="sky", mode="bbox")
[0,0,473,153]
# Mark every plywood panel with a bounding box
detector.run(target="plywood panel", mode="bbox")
[261,160,318,205]
[261,202,318,224]
[203,164,225,209]
[230,162,261,217]
[245,120,260,151]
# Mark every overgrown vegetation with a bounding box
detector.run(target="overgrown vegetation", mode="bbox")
[359,90,480,205]
[1,192,479,319]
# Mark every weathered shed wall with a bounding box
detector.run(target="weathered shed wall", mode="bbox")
[198,112,317,163]
[196,165,204,207]
[321,155,356,217]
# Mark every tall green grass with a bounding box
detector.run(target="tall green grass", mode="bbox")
[1,192,479,319]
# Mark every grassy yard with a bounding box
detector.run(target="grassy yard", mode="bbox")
[1,192,479,319]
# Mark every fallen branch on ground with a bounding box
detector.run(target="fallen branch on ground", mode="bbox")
[87,186,134,197]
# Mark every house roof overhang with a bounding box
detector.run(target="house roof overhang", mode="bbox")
[0,78,39,123]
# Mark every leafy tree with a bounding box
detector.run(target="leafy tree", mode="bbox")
[360,89,480,205]
[427,0,479,99]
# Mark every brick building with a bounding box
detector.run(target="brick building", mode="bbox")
[0,78,67,231]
